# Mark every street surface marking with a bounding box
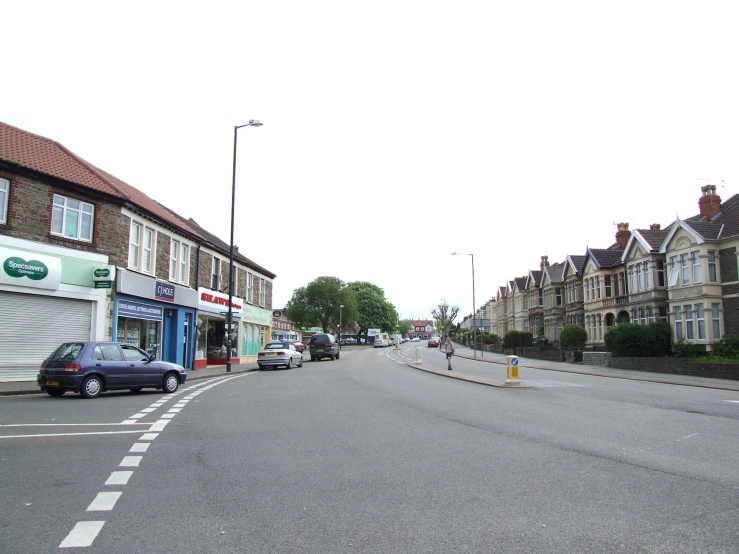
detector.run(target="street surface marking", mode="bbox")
[141,408,156,413]
[129,443,150,453]
[120,456,142,467]
[161,414,176,419]
[0,423,149,427]
[148,420,170,432]
[525,380,588,388]
[167,408,182,413]
[0,430,147,440]
[139,433,159,440]
[59,521,105,548]
[86,492,122,511]
[725,400,739,403]
[105,471,133,485]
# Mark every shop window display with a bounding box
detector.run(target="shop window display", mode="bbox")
[117,317,161,358]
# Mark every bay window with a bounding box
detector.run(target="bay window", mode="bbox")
[691,251,702,283]
[645,261,652,289]
[696,303,705,340]
[708,251,718,282]
[674,306,683,341]
[668,256,679,286]
[681,254,690,285]
[712,303,721,340]
[685,304,694,340]
[657,259,665,287]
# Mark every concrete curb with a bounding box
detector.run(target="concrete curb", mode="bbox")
[406,362,531,389]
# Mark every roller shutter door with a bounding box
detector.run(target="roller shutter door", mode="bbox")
[0,291,92,381]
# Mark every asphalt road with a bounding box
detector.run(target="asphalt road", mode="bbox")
[2,344,738,553]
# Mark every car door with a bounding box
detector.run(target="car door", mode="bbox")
[120,344,160,387]
[92,344,128,387]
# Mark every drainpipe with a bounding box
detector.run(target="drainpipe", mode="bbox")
[192,241,202,370]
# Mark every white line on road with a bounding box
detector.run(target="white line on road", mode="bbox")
[86,492,122,511]
[167,408,182,413]
[139,433,159,440]
[119,456,142,467]
[725,400,739,403]
[148,420,170,432]
[129,442,150,453]
[0,423,150,427]
[0,430,149,440]
[161,414,176,419]
[105,471,133,485]
[59,521,105,548]
[141,408,157,413]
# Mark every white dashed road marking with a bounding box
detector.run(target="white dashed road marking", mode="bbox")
[59,521,105,548]
[119,456,142,467]
[129,443,150,453]
[86,492,122,511]
[105,471,133,485]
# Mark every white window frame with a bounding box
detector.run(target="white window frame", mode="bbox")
[128,220,155,273]
[247,273,254,303]
[691,251,702,284]
[657,259,665,287]
[0,177,8,224]
[674,306,683,341]
[696,303,705,340]
[712,303,721,340]
[637,264,644,291]
[211,257,221,291]
[708,251,718,283]
[669,256,679,287]
[645,261,652,289]
[259,278,265,307]
[684,304,694,340]
[630,266,638,292]
[51,194,94,242]
[169,239,179,281]
[180,243,189,285]
[681,254,690,285]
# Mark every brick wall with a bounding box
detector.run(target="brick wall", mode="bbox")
[583,352,613,367]
[265,280,273,310]
[237,268,247,299]
[612,357,739,380]
[155,232,170,280]
[199,251,213,289]
[719,247,738,282]
[189,246,198,288]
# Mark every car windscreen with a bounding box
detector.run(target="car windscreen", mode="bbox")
[311,336,331,346]
[265,343,290,349]
[48,343,85,360]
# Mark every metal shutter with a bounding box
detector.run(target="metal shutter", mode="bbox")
[0,291,92,382]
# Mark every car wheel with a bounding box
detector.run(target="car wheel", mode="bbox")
[258,364,264,370]
[299,357,304,367]
[336,351,340,360]
[311,356,316,361]
[129,387,143,394]
[46,387,65,397]
[162,372,180,394]
[81,375,103,399]
[286,358,292,369]
[330,354,335,360]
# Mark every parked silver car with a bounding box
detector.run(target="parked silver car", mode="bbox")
[258,341,303,370]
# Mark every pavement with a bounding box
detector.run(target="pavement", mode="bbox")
[406,342,739,392]
[4,343,739,395]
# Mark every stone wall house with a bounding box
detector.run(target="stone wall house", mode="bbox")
[541,262,566,342]
[526,259,545,336]
[563,254,586,328]
[495,285,510,338]
[511,276,529,333]
[661,185,739,349]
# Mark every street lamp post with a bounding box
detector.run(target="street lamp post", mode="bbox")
[227,119,262,373]
[339,304,344,347]
[452,252,476,358]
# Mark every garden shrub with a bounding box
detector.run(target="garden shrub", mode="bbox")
[673,339,703,359]
[712,332,739,358]
[559,324,587,350]
[604,320,673,357]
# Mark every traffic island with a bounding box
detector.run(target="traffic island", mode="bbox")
[406,362,532,388]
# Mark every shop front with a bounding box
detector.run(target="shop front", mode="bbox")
[0,237,110,381]
[196,288,244,368]
[115,270,198,369]
[241,304,273,362]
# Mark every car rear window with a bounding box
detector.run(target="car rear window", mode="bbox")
[48,343,84,360]
[265,343,290,349]
[311,335,331,346]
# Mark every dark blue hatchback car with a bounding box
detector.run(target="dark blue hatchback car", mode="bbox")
[37,342,187,399]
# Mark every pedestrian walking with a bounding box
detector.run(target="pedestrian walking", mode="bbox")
[444,337,455,370]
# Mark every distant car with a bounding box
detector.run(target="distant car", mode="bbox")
[37,341,187,399]
[343,337,357,345]
[389,338,397,346]
[428,337,440,348]
[258,341,303,370]
[411,337,420,343]
[308,333,340,361]
[373,339,387,348]
[290,341,306,353]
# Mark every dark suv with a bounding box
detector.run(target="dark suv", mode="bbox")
[308,333,340,361]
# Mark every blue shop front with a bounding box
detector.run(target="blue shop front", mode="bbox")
[114,270,199,369]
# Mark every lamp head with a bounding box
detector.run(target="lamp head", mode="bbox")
[249,119,263,127]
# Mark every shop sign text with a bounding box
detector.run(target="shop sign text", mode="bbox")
[3,257,49,280]
[156,280,176,303]
[201,292,242,310]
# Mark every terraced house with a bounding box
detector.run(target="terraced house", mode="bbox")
[0,120,275,379]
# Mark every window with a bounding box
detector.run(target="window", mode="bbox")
[684,305,694,340]
[595,277,600,299]
[637,264,644,291]
[259,278,265,307]
[51,194,94,242]
[647,306,654,324]
[639,307,646,325]
[169,240,179,280]
[0,177,8,224]
[630,266,638,293]
[674,306,683,341]
[556,288,562,306]
[585,281,590,301]
[247,273,254,303]
[585,315,590,340]
[598,314,602,340]
[645,261,652,289]
[523,295,528,310]
[691,251,702,284]
[708,251,718,282]
[212,257,220,290]
[180,244,189,284]
[712,303,721,340]
[632,309,637,323]
[658,306,667,321]
[681,254,690,285]
[604,275,612,297]
[128,221,154,272]
[668,256,679,287]
[657,260,665,287]
[696,303,705,340]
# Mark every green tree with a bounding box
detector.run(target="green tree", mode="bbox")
[285,276,357,333]
[559,324,587,350]
[397,318,413,337]
[347,281,397,343]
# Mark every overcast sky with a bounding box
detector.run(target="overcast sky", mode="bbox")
[3,1,738,321]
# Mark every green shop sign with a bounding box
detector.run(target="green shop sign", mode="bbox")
[93,268,110,278]
[3,256,49,280]
[0,247,62,291]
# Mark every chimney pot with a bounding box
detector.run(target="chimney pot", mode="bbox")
[615,222,631,249]
[699,185,722,219]
[650,223,661,231]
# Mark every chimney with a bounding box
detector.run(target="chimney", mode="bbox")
[698,184,721,220]
[540,255,549,271]
[649,223,661,231]
[616,222,630,249]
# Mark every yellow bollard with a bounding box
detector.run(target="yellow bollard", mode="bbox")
[506,355,519,383]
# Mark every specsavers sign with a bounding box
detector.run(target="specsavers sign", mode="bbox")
[0,247,62,291]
